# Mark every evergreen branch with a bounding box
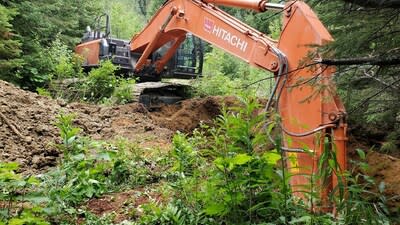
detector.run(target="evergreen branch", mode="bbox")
[349,77,400,114]
[362,70,400,91]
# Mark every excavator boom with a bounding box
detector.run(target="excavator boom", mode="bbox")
[130,0,282,74]
[76,0,347,209]
[130,0,347,209]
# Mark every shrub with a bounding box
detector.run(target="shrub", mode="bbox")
[112,78,136,104]
[49,60,118,103]
[166,96,291,224]
[42,113,155,218]
[82,60,118,101]
[192,48,273,97]
[0,162,49,224]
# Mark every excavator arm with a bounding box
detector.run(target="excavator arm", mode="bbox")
[130,0,282,74]
[131,0,347,210]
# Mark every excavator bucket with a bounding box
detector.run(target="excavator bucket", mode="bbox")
[277,1,347,211]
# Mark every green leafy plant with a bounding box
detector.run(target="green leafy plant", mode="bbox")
[6,209,50,225]
[333,149,390,224]
[171,132,199,176]
[111,78,136,104]
[164,96,294,224]
[41,113,155,220]
[36,87,52,97]
[198,97,285,223]
[48,59,118,103]
[82,60,118,102]
[55,113,81,153]
[137,200,217,225]
[0,162,49,224]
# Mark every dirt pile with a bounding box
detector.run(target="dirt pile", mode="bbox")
[364,151,400,211]
[150,96,237,133]
[0,81,227,173]
[0,81,63,171]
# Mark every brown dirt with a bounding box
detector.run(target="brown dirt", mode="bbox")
[83,185,164,223]
[0,80,226,174]
[364,151,400,212]
[0,81,63,171]
[149,96,237,133]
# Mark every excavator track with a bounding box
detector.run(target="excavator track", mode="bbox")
[132,81,190,109]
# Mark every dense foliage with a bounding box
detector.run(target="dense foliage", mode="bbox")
[0,4,22,82]
[107,0,145,39]
[0,0,101,89]
[0,0,145,90]
[309,0,400,151]
[0,100,390,224]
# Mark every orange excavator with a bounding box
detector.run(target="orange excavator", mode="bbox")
[75,13,204,81]
[76,0,347,210]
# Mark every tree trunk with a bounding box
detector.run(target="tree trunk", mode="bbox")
[343,0,400,8]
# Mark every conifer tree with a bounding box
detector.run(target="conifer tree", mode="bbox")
[0,4,22,82]
[310,0,400,146]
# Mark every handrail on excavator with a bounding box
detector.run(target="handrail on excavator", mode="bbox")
[201,0,285,11]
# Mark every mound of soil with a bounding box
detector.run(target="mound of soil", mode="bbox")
[0,81,228,173]
[149,96,237,133]
[0,81,63,171]
[364,151,400,212]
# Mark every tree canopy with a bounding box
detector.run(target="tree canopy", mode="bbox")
[0,0,102,89]
[309,0,400,146]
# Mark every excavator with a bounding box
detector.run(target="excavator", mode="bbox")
[75,13,204,80]
[75,13,204,106]
[75,0,347,211]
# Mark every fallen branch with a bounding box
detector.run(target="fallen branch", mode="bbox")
[343,0,400,9]
[0,112,25,140]
[321,56,400,66]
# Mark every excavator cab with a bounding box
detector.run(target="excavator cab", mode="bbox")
[167,33,203,78]
[75,14,204,81]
